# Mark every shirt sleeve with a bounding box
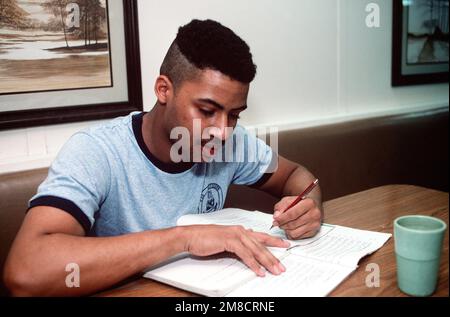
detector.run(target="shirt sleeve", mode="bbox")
[28,132,111,234]
[231,125,278,186]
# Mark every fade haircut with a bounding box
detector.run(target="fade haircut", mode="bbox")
[160,19,257,90]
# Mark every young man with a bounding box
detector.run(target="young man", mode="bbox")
[4,19,322,296]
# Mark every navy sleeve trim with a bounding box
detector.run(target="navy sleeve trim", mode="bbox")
[28,196,92,234]
[250,172,274,188]
[249,150,278,188]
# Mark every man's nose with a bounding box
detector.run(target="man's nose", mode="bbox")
[211,115,231,141]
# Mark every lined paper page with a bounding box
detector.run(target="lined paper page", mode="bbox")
[144,248,287,297]
[226,255,355,297]
[288,225,391,267]
[144,255,254,297]
[177,208,335,247]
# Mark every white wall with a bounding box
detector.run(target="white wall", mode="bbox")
[0,0,448,174]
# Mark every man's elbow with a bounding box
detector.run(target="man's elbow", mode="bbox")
[3,262,34,296]
[3,257,48,297]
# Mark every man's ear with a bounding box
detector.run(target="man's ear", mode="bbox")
[154,75,173,105]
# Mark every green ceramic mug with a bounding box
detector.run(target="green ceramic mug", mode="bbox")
[394,215,447,296]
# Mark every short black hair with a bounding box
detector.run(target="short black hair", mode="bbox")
[160,19,256,88]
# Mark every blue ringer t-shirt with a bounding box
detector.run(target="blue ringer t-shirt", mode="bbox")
[29,112,274,236]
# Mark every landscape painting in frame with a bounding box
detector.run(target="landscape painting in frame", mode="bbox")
[406,0,449,65]
[0,0,112,95]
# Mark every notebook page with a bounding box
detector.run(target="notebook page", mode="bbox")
[177,208,273,229]
[226,254,355,297]
[288,225,391,267]
[177,208,335,248]
[143,248,287,297]
[145,208,391,296]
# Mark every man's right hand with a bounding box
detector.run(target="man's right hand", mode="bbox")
[182,224,290,277]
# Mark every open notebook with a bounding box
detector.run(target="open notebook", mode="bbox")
[143,208,391,297]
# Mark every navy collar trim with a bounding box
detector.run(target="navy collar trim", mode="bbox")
[132,112,195,174]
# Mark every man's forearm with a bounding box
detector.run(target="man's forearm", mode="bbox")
[5,226,187,296]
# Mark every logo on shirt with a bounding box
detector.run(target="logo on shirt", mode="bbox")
[198,183,223,213]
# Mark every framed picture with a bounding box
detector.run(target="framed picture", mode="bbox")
[0,0,142,130]
[392,0,449,86]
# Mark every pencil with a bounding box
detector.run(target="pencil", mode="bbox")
[270,178,319,230]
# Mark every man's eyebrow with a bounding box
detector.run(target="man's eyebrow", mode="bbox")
[197,98,247,111]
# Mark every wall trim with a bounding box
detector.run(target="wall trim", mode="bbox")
[0,102,448,175]
[246,102,449,132]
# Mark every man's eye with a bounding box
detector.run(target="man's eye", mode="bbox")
[200,109,214,117]
[230,114,241,120]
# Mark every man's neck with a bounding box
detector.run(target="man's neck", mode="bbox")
[142,105,172,163]
[142,105,194,170]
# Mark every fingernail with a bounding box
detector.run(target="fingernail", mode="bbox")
[274,210,280,218]
[258,268,266,277]
[272,221,279,227]
[278,262,286,272]
[272,265,280,275]
[283,240,290,247]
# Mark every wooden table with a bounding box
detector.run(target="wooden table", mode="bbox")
[96,185,449,297]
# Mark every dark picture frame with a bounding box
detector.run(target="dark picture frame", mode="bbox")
[392,0,449,86]
[0,0,142,130]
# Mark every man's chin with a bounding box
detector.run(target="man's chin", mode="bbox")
[186,145,219,163]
